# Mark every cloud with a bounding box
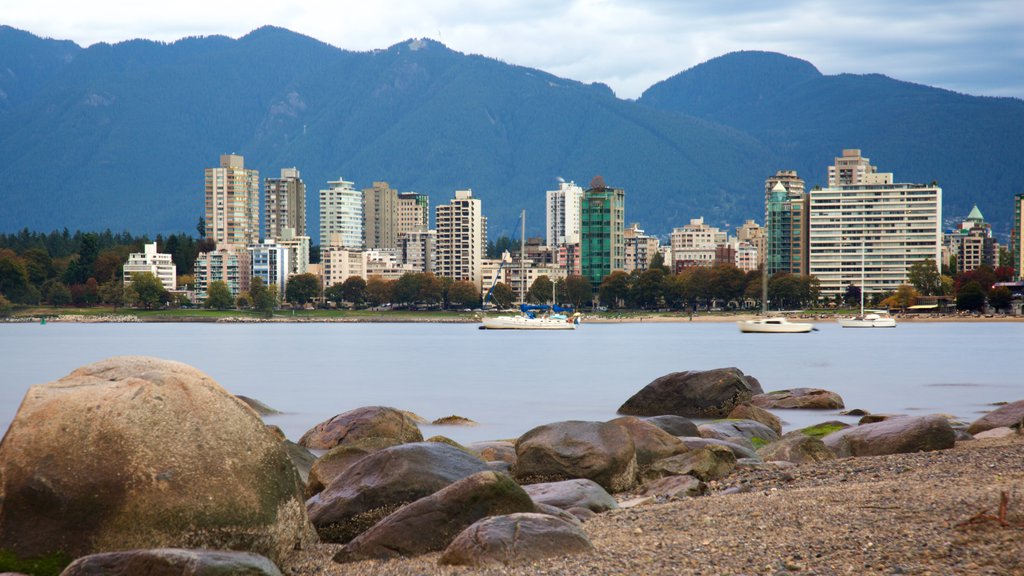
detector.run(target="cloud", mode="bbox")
[3,0,1021,99]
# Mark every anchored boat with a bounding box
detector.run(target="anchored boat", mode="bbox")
[480,304,581,330]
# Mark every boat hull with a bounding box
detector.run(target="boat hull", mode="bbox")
[480,316,578,330]
[837,318,897,328]
[737,319,814,333]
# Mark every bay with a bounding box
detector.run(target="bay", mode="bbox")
[1,321,1021,444]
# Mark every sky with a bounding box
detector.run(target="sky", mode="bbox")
[3,0,1023,100]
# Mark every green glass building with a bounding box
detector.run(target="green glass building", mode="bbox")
[765,181,809,276]
[580,180,625,288]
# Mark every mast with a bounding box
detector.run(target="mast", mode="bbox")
[520,209,526,305]
[860,241,866,316]
[761,256,768,315]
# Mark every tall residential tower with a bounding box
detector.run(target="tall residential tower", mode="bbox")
[205,154,260,247]
[435,190,487,284]
[264,167,306,240]
[580,177,625,287]
[320,178,363,248]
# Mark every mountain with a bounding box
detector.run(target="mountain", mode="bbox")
[0,26,772,241]
[639,50,1024,236]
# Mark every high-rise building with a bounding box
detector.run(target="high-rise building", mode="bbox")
[624,224,660,272]
[320,178,363,249]
[1013,194,1024,280]
[400,229,436,273]
[764,170,805,207]
[194,247,251,298]
[436,190,487,284]
[275,227,310,276]
[249,240,292,295]
[809,155,941,298]
[320,247,367,289]
[827,149,892,187]
[123,243,176,291]
[580,177,625,287]
[945,205,996,274]
[736,220,765,267]
[765,181,809,276]
[397,192,430,236]
[363,181,398,250]
[205,154,260,247]
[264,167,306,240]
[670,217,726,270]
[546,181,584,248]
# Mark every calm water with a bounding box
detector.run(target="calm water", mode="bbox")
[1,321,1021,444]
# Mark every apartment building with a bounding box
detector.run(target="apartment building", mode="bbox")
[670,217,726,270]
[123,242,176,291]
[435,190,487,284]
[580,178,625,287]
[194,247,251,298]
[320,247,367,289]
[945,205,997,274]
[766,181,809,276]
[264,167,306,240]
[624,223,659,272]
[546,180,584,247]
[205,154,260,247]
[249,240,292,294]
[320,178,363,249]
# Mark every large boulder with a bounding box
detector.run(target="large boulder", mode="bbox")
[609,416,690,467]
[0,357,314,568]
[678,436,760,460]
[757,431,836,464]
[306,441,489,543]
[727,403,783,436]
[642,415,700,437]
[60,549,282,576]
[334,471,535,562]
[618,368,762,418]
[967,400,1024,435]
[643,445,736,482]
[467,441,518,464]
[751,388,845,410]
[298,406,422,450]
[822,415,955,458]
[513,420,637,492]
[439,513,593,567]
[698,419,780,448]
[521,479,619,513]
[305,437,403,498]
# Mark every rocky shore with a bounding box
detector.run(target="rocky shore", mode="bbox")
[1,360,1021,576]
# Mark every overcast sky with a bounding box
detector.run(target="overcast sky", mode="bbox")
[4,0,1023,100]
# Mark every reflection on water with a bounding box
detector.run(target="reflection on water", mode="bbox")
[1,321,1022,444]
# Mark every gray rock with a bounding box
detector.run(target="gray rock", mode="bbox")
[59,548,282,576]
[822,415,956,458]
[468,440,517,464]
[236,395,282,416]
[967,399,1024,435]
[757,431,837,464]
[513,420,637,492]
[698,419,780,447]
[609,416,690,466]
[334,471,535,562]
[487,460,513,474]
[751,388,845,410]
[283,440,316,486]
[618,368,762,418]
[638,474,707,499]
[299,405,423,450]
[643,445,736,482]
[727,402,783,436]
[305,436,403,498]
[307,441,489,543]
[439,513,594,567]
[641,415,700,437]
[678,436,760,460]
[859,413,906,424]
[0,357,314,567]
[533,502,583,526]
[522,478,619,513]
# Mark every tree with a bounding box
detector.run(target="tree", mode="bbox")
[710,264,745,306]
[998,246,1012,268]
[285,273,320,305]
[392,273,423,306]
[598,271,631,308]
[661,273,687,309]
[63,233,99,285]
[988,286,1012,312]
[205,280,233,310]
[648,251,670,274]
[324,282,346,305]
[418,273,443,306]
[486,236,517,259]
[630,268,665,309]
[250,277,277,317]
[342,276,367,305]
[681,267,714,310]
[908,259,942,296]
[235,292,252,309]
[843,283,861,307]
[131,272,168,309]
[0,294,11,317]
[527,275,554,304]
[82,277,99,306]
[490,282,514,309]
[561,275,592,310]
[196,216,206,239]
[880,284,919,311]
[46,281,72,307]
[365,276,393,306]
[0,249,33,304]
[956,281,986,311]
[448,281,480,307]
[99,279,125,310]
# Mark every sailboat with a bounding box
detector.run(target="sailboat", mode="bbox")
[838,244,896,328]
[737,257,814,334]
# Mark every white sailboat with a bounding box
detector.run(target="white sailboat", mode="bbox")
[737,256,814,334]
[838,244,897,328]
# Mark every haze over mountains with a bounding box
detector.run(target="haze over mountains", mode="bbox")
[1,25,1021,242]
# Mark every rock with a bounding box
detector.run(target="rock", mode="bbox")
[468,441,517,464]
[967,399,1024,434]
[299,406,423,450]
[609,416,690,467]
[698,419,780,449]
[265,425,287,441]
[860,413,906,424]
[305,437,403,498]
[521,478,619,513]
[439,513,593,567]
[306,441,489,543]
[334,471,535,562]
[798,421,851,439]
[567,507,597,522]
[0,357,314,567]
[641,415,700,437]
[751,388,845,410]
[618,368,762,418]
[839,408,870,416]
[643,445,736,482]
[283,440,316,486]
[822,415,956,457]
[727,403,783,436]
[400,410,429,424]
[619,496,655,508]
[757,431,837,464]
[425,435,470,450]
[487,461,513,474]
[533,503,583,526]
[678,436,760,460]
[973,427,1018,439]
[513,420,637,492]
[638,475,707,499]
[432,415,477,426]
[59,548,282,576]
[236,395,282,416]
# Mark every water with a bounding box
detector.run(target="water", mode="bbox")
[1,321,1022,444]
